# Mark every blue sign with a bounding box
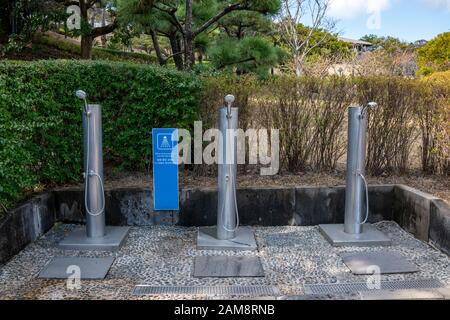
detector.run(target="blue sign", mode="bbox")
[152,128,179,210]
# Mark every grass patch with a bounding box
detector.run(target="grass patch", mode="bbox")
[34,33,158,64]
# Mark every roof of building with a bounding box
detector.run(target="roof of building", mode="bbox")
[338,37,373,46]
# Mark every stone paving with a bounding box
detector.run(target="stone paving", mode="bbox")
[0,221,449,300]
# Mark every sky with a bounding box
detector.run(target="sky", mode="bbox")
[327,0,450,42]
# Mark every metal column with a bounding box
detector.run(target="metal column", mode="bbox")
[318,105,391,247]
[58,101,129,251]
[197,95,257,251]
[83,104,106,238]
[217,107,238,240]
[344,106,367,235]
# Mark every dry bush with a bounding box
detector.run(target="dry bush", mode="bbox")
[200,74,260,129]
[258,77,317,171]
[200,74,448,176]
[351,51,417,77]
[248,76,352,172]
[201,75,316,173]
[417,77,450,175]
[356,77,419,175]
[196,75,261,175]
[310,77,354,170]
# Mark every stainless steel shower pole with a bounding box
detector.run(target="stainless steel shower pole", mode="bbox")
[83,104,106,238]
[318,103,390,246]
[217,106,238,240]
[196,95,256,250]
[59,93,129,251]
[344,106,367,235]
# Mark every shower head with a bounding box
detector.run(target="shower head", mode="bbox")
[224,94,235,105]
[361,101,378,117]
[367,101,378,109]
[76,90,89,114]
[75,90,87,100]
[224,94,235,118]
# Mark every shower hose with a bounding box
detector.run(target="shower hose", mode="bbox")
[353,113,369,225]
[358,171,369,225]
[84,109,105,217]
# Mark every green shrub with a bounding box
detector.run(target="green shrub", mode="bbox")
[0,60,202,209]
[417,32,450,76]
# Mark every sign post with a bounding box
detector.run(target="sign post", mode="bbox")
[152,128,179,211]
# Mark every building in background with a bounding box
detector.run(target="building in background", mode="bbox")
[338,37,373,53]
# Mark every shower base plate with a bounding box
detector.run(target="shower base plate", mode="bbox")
[38,257,115,279]
[193,256,264,278]
[319,224,391,247]
[197,226,257,251]
[58,226,130,251]
[341,252,419,275]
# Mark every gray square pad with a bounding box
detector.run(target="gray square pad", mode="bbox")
[197,227,257,251]
[341,252,419,275]
[38,257,115,279]
[193,256,264,278]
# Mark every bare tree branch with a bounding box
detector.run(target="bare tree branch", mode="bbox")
[278,0,335,75]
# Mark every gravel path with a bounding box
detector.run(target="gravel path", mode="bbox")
[0,222,449,300]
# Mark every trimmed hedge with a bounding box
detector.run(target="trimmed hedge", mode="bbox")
[0,60,202,209]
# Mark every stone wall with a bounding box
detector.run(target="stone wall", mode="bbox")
[53,186,395,227]
[1,184,449,265]
[0,193,55,264]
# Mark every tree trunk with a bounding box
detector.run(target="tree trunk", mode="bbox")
[198,52,203,64]
[81,36,93,59]
[184,0,195,70]
[169,33,184,70]
[79,0,92,59]
[11,0,18,34]
[294,54,304,76]
[150,29,166,66]
[78,1,116,59]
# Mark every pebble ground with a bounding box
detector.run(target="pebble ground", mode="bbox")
[0,221,449,300]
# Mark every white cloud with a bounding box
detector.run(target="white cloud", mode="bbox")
[420,0,450,10]
[328,0,391,19]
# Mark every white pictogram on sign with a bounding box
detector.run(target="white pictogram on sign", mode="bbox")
[160,136,171,149]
